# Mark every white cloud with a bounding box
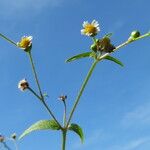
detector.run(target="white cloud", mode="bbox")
[121,102,150,127]
[0,0,63,16]
[107,20,125,32]
[107,137,150,150]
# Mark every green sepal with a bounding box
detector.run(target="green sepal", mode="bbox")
[68,123,84,143]
[24,44,32,52]
[19,120,60,140]
[66,52,92,63]
[105,55,124,67]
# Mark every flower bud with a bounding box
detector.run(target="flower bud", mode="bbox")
[128,31,140,41]
[18,79,29,91]
[131,31,140,38]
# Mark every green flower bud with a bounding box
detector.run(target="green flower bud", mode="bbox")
[131,30,140,38]
[128,30,140,41]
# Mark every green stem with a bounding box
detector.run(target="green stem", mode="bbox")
[28,87,42,100]
[27,51,62,129]
[0,33,17,46]
[63,100,67,127]
[41,99,63,129]
[28,52,43,99]
[66,60,98,127]
[92,37,97,43]
[62,130,67,150]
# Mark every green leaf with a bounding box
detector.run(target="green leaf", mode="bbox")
[68,123,84,143]
[66,52,92,63]
[19,120,60,140]
[105,55,124,67]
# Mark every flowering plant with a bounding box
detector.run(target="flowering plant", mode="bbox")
[0,20,150,150]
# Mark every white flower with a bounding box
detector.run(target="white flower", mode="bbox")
[18,79,29,91]
[81,20,100,37]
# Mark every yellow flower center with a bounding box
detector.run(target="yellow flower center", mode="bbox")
[84,24,97,35]
[19,37,31,49]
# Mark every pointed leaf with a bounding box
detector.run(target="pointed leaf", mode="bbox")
[105,55,124,67]
[68,123,84,143]
[103,33,113,38]
[19,120,60,140]
[66,52,92,63]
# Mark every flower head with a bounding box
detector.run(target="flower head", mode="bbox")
[17,36,32,51]
[11,133,17,140]
[58,95,67,101]
[81,20,100,37]
[18,79,29,91]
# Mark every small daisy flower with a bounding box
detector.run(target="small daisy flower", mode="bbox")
[81,20,100,37]
[17,36,32,51]
[18,79,29,91]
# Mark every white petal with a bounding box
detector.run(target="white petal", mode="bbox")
[97,27,100,32]
[81,29,85,34]
[92,20,96,24]
[83,21,88,27]
[28,36,33,41]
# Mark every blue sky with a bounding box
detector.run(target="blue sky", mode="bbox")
[0,0,150,149]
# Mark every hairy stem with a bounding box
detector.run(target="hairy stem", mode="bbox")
[28,52,43,99]
[27,51,62,129]
[66,60,98,127]
[62,130,67,150]
[63,100,67,127]
[28,87,42,100]
[0,33,17,46]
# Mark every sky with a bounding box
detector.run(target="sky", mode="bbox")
[0,0,150,150]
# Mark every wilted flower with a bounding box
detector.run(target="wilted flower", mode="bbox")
[17,36,32,51]
[59,95,67,101]
[18,79,29,91]
[0,135,4,142]
[81,20,100,37]
[96,37,115,53]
